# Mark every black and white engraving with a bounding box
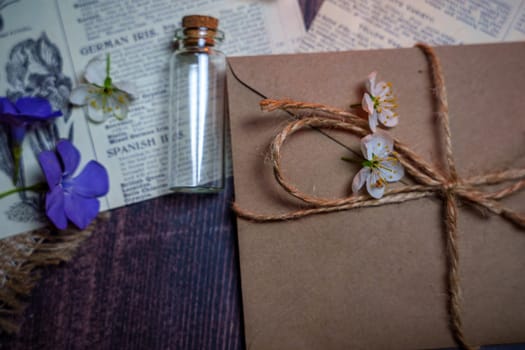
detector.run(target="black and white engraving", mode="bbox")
[2,32,74,222]
[0,0,20,32]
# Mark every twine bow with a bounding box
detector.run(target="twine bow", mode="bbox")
[232,44,525,349]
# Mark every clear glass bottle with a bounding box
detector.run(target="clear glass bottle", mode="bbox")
[168,15,226,193]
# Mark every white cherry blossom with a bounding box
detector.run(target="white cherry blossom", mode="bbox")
[362,71,398,132]
[352,131,404,199]
[70,55,136,123]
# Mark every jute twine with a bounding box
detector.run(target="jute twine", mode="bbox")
[232,44,525,349]
[0,212,109,334]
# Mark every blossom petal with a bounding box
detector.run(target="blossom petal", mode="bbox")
[379,157,404,182]
[107,91,130,120]
[84,56,106,86]
[376,131,395,157]
[46,186,67,230]
[378,109,399,128]
[0,114,23,127]
[72,160,109,197]
[361,134,371,160]
[64,192,100,229]
[366,170,385,199]
[0,97,17,115]
[352,167,370,194]
[114,81,137,97]
[362,131,394,159]
[38,150,62,187]
[15,97,51,115]
[368,111,378,132]
[56,139,80,176]
[366,71,377,93]
[11,126,26,145]
[114,99,129,120]
[15,97,62,119]
[86,94,107,123]
[69,85,91,105]
[362,93,374,114]
[374,81,389,97]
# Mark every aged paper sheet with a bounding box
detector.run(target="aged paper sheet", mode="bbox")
[300,0,525,51]
[0,0,305,239]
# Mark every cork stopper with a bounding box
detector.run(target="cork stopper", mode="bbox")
[182,15,219,30]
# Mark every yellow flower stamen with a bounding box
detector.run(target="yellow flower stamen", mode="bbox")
[373,176,386,188]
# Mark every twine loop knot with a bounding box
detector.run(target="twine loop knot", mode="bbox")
[442,180,460,195]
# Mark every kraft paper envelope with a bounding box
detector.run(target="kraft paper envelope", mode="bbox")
[227,43,525,350]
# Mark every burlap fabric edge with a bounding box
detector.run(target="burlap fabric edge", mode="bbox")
[0,212,109,334]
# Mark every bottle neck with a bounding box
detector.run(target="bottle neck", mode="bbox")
[175,27,224,49]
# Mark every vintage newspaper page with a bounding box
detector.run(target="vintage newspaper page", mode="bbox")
[0,0,305,239]
[56,0,305,207]
[300,0,525,51]
[0,1,96,237]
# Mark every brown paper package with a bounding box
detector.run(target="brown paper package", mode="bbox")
[227,43,525,350]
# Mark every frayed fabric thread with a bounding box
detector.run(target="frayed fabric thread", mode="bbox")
[0,213,109,334]
[232,44,525,350]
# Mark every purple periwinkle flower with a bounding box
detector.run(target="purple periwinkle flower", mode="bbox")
[0,97,62,143]
[37,139,109,230]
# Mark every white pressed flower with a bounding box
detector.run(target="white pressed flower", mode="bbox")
[70,55,136,123]
[351,131,404,199]
[362,71,398,132]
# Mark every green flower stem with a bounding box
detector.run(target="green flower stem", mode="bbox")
[106,53,110,77]
[341,156,363,164]
[349,103,362,109]
[0,182,48,199]
[12,144,22,185]
[104,53,112,88]
[362,159,374,168]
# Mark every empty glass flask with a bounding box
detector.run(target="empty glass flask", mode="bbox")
[168,15,226,193]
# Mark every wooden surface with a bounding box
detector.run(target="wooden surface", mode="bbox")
[0,2,322,350]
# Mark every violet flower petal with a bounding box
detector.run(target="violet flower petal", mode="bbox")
[64,192,100,229]
[39,139,109,231]
[0,98,22,127]
[56,139,80,176]
[71,160,109,197]
[11,126,26,145]
[15,97,61,118]
[37,150,62,187]
[46,186,68,229]
[0,97,17,115]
